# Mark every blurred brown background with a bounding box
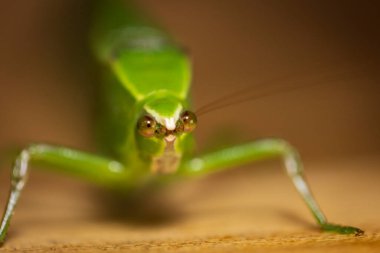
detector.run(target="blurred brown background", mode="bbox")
[0,1,379,159]
[0,1,379,252]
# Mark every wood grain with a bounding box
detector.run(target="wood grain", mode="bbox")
[0,156,379,252]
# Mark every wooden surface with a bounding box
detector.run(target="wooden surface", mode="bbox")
[0,0,379,252]
[0,155,379,252]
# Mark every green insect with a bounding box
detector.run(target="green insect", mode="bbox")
[0,0,363,245]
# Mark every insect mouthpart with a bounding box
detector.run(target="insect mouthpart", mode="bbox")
[165,134,176,142]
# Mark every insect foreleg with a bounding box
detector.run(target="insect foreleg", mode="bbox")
[180,138,363,235]
[0,144,128,244]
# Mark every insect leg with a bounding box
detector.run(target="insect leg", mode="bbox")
[0,144,128,245]
[180,138,363,235]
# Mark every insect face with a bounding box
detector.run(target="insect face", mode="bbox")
[137,110,197,142]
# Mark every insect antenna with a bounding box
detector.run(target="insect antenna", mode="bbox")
[195,63,369,117]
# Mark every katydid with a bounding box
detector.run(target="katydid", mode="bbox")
[0,0,363,245]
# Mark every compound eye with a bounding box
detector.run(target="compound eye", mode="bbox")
[137,115,156,138]
[180,111,197,133]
